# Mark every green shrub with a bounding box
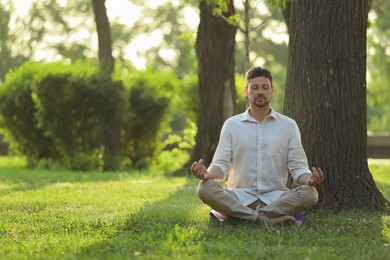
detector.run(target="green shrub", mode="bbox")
[116,68,197,171]
[169,73,198,131]
[0,63,58,166]
[0,61,124,170]
[235,73,248,113]
[152,119,197,173]
[34,72,124,171]
[121,68,173,170]
[0,62,187,171]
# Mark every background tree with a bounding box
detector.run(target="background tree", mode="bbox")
[0,0,96,82]
[284,0,389,211]
[92,0,114,74]
[209,0,277,71]
[1,0,389,172]
[189,0,237,166]
[207,0,289,114]
[0,3,18,82]
[126,1,198,78]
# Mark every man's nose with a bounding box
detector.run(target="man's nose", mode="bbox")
[257,90,264,96]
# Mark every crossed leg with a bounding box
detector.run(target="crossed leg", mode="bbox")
[197,180,317,224]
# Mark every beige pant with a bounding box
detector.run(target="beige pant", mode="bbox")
[197,180,318,222]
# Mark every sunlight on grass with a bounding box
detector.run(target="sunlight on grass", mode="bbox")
[383,215,390,242]
[0,165,189,258]
[369,159,390,199]
[0,157,389,259]
[369,159,390,164]
[0,155,27,168]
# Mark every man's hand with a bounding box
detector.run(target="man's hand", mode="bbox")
[297,167,324,186]
[309,167,324,186]
[190,159,211,180]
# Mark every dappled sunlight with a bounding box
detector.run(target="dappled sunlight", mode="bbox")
[1,162,390,258]
[0,0,389,257]
[0,156,27,168]
[369,159,390,198]
[382,215,390,243]
[370,159,390,165]
[0,181,26,195]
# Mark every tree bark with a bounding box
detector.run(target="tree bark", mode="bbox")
[190,0,237,167]
[284,0,389,211]
[92,0,114,74]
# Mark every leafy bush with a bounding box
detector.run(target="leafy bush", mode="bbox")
[121,68,172,169]
[0,63,59,166]
[235,73,247,113]
[152,119,197,173]
[0,62,193,171]
[34,72,124,171]
[168,73,198,131]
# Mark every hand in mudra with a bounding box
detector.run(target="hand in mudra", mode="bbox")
[308,167,324,186]
[190,159,211,180]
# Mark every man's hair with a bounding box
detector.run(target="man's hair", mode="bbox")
[245,66,273,87]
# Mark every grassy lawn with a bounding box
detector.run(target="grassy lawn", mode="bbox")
[0,157,390,259]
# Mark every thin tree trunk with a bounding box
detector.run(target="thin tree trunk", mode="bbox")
[284,0,388,211]
[243,0,250,71]
[92,0,114,74]
[189,0,237,167]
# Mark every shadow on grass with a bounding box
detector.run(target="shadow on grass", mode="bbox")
[2,158,389,258]
[74,176,390,259]
[74,175,204,258]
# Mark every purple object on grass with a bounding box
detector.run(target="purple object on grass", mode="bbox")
[294,212,305,226]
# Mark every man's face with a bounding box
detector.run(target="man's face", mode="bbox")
[245,76,274,108]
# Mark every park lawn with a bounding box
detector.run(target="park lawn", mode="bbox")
[0,157,389,259]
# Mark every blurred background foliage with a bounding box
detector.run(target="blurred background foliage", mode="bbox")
[367,0,390,133]
[0,0,388,171]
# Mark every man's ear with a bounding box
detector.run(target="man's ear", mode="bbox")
[244,86,248,96]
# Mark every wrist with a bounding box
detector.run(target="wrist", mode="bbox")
[297,173,311,185]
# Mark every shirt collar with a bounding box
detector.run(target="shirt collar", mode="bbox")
[269,108,277,119]
[241,107,277,122]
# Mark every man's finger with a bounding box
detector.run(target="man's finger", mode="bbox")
[314,167,324,182]
[198,159,204,166]
[317,167,324,182]
[190,161,198,173]
[310,167,316,182]
[310,167,325,185]
[194,159,204,173]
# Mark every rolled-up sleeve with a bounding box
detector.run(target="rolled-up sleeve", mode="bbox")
[209,122,233,180]
[287,121,311,182]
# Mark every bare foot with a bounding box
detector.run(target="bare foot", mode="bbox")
[257,215,296,225]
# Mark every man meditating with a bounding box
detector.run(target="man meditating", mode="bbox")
[191,66,324,224]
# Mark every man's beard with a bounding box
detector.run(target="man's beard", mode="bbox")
[252,97,270,108]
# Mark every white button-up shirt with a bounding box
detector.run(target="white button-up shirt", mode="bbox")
[210,108,310,206]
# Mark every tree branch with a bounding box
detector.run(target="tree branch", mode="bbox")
[217,13,246,33]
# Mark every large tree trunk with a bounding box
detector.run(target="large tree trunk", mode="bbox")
[92,0,114,74]
[190,0,237,166]
[284,0,389,211]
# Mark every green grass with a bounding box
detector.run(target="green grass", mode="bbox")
[0,156,390,259]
